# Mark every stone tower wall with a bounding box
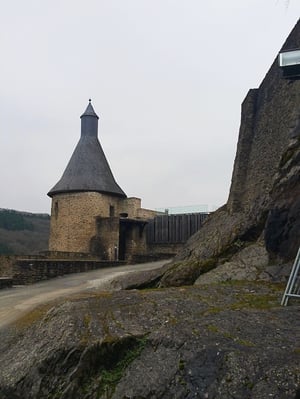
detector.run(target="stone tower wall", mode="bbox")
[49,192,123,253]
[121,197,159,219]
[91,217,120,260]
[120,197,141,218]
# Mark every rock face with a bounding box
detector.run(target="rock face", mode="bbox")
[264,135,300,261]
[0,283,299,399]
[160,20,300,286]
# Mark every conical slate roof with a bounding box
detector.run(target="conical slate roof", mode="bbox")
[48,101,126,198]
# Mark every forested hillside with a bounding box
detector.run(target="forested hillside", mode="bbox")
[0,209,50,255]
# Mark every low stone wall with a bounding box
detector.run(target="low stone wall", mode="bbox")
[1,247,179,286]
[0,256,14,277]
[131,253,173,264]
[40,251,99,259]
[147,243,183,256]
[0,277,13,289]
[13,259,124,285]
[130,243,182,264]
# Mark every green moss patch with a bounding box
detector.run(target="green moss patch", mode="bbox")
[81,335,148,398]
[13,303,54,330]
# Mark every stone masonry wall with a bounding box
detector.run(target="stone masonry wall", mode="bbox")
[174,19,300,266]
[0,277,12,289]
[121,197,159,219]
[227,89,258,213]
[49,192,123,253]
[123,223,148,263]
[49,192,160,258]
[12,259,123,285]
[121,197,141,218]
[91,217,120,260]
[0,256,14,277]
[137,207,160,219]
[228,20,300,219]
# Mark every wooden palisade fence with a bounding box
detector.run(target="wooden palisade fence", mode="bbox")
[146,213,209,244]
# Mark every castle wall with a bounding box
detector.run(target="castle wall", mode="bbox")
[228,21,300,218]
[121,197,141,218]
[48,192,160,260]
[121,222,148,263]
[175,19,300,264]
[49,192,122,253]
[137,207,159,219]
[91,217,120,260]
[12,258,122,285]
[227,89,258,213]
[120,197,159,219]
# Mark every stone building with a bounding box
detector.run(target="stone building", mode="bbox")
[47,101,157,261]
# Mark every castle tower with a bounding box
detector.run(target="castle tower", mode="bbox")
[47,100,127,255]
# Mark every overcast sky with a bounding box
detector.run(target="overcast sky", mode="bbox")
[0,1,299,214]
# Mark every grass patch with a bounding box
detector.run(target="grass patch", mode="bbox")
[13,303,53,329]
[200,306,223,316]
[83,313,91,328]
[83,336,148,398]
[206,324,255,347]
[206,324,219,333]
[230,293,279,310]
[178,358,185,371]
[236,338,255,347]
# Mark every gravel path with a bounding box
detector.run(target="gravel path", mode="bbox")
[0,260,168,328]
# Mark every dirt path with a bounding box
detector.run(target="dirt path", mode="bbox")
[0,260,168,328]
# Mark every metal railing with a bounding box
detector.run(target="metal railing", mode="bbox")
[281,246,300,306]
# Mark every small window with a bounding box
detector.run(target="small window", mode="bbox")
[109,205,115,217]
[279,49,300,79]
[279,49,300,67]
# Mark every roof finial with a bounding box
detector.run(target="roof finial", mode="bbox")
[80,99,99,119]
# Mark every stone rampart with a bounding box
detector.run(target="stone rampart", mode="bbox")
[228,21,300,220]
[174,19,300,267]
[0,256,14,277]
[0,277,13,289]
[134,243,183,263]
[12,259,124,285]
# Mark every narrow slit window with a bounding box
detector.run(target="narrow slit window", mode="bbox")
[54,202,59,219]
[110,205,115,217]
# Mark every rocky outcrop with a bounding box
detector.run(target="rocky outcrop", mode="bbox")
[0,283,299,399]
[265,135,300,261]
[158,20,300,286]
